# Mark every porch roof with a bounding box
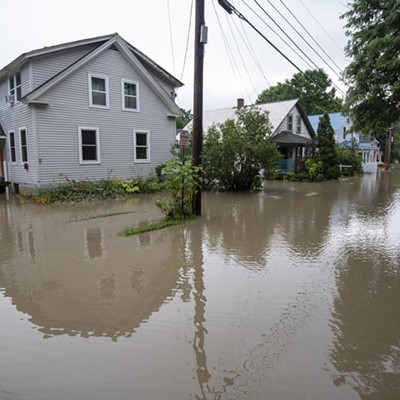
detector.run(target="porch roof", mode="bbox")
[271,131,313,145]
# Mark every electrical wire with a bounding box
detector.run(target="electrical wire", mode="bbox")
[243,0,322,72]
[281,0,345,72]
[217,0,344,108]
[230,11,272,87]
[167,0,177,76]
[223,9,259,97]
[180,0,194,81]
[212,0,253,103]
[261,0,343,81]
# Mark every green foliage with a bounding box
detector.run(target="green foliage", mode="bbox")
[202,106,280,191]
[156,158,202,219]
[29,175,162,204]
[341,0,400,134]
[337,147,363,175]
[304,159,325,182]
[176,108,193,130]
[315,113,340,180]
[256,69,343,115]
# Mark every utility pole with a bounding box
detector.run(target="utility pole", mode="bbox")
[192,0,206,216]
[385,125,393,169]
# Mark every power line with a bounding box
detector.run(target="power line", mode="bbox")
[167,0,176,76]
[231,1,272,87]
[260,0,343,81]
[249,0,345,96]
[223,7,259,97]
[299,0,345,55]
[217,0,344,108]
[280,0,345,73]
[244,0,323,72]
[212,0,253,103]
[179,0,194,81]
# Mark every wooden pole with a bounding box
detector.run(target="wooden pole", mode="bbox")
[192,0,205,216]
[385,125,393,169]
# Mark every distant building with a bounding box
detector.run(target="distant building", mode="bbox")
[184,98,316,174]
[308,112,380,174]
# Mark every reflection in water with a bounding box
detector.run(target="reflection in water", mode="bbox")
[85,227,104,259]
[0,171,400,399]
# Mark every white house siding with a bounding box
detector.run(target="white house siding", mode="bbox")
[31,44,99,91]
[35,48,176,188]
[274,105,311,139]
[0,70,37,188]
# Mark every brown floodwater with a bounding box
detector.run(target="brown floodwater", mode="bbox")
[1,170,399,400]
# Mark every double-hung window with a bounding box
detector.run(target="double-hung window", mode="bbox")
[78,127,100,164]
[19,128,28,163]
[9,72,22,101]
[133,130,150,163]
[89,74,109,108]
[8,131,17,163]
[122,79,139,111]
[296,116,301,135]
[287,114,293,132]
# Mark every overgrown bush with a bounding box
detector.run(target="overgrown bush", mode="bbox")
[337,147,363,175]
[28,175,163,204]
[202,106,280,191]
[155,158,202,220]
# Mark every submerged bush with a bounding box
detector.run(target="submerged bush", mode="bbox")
[28,175,164,204]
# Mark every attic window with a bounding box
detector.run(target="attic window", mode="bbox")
[122,79,139,111]
[89,74,109,109]
[296,115,301,134]
[288,114,293,132]
[9,72,22,101]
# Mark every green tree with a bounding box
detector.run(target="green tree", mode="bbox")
[315,113,340,179]
[202,106,280,191]
[176,108,193,130]
[256,69,343,115]
[341,0,400,134]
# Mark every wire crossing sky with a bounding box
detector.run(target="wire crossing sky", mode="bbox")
[0,0,349,111]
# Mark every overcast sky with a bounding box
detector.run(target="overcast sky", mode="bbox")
[0,0,350,111]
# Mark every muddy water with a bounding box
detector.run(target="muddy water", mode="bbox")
[0,171,399,400]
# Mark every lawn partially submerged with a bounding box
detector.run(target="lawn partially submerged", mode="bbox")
[119,216,197,237]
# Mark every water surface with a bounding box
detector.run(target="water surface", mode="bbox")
[1,171,399,399]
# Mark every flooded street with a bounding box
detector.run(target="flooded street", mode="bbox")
[1,171,399,400]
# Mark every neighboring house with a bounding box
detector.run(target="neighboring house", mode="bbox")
[184,98,316,174]
[0,33,183,191]
[308,112,380,174]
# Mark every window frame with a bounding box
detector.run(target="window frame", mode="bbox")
[9,72,22,101]
[287,114,293,132]
[88,74,109,109]
[19,127,28,164]
[133,130,151,163]
[78,127,101,164]
[296,115,301,135]
[121,79,140,112]
[8,130,17,164]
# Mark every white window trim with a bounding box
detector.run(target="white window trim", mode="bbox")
[88,74,109,109]
[8,130,17,164]
[19,127,28,164]
[133,130,151,163]
[296,116,301,135]
[287,114,293,132]
[78,127,101,164]
[9,72,22,102]
[121,79,140,112]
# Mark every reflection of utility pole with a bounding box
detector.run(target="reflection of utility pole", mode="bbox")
[192,0,206,216]
[191,224,211,399]
[385,125,393,169]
